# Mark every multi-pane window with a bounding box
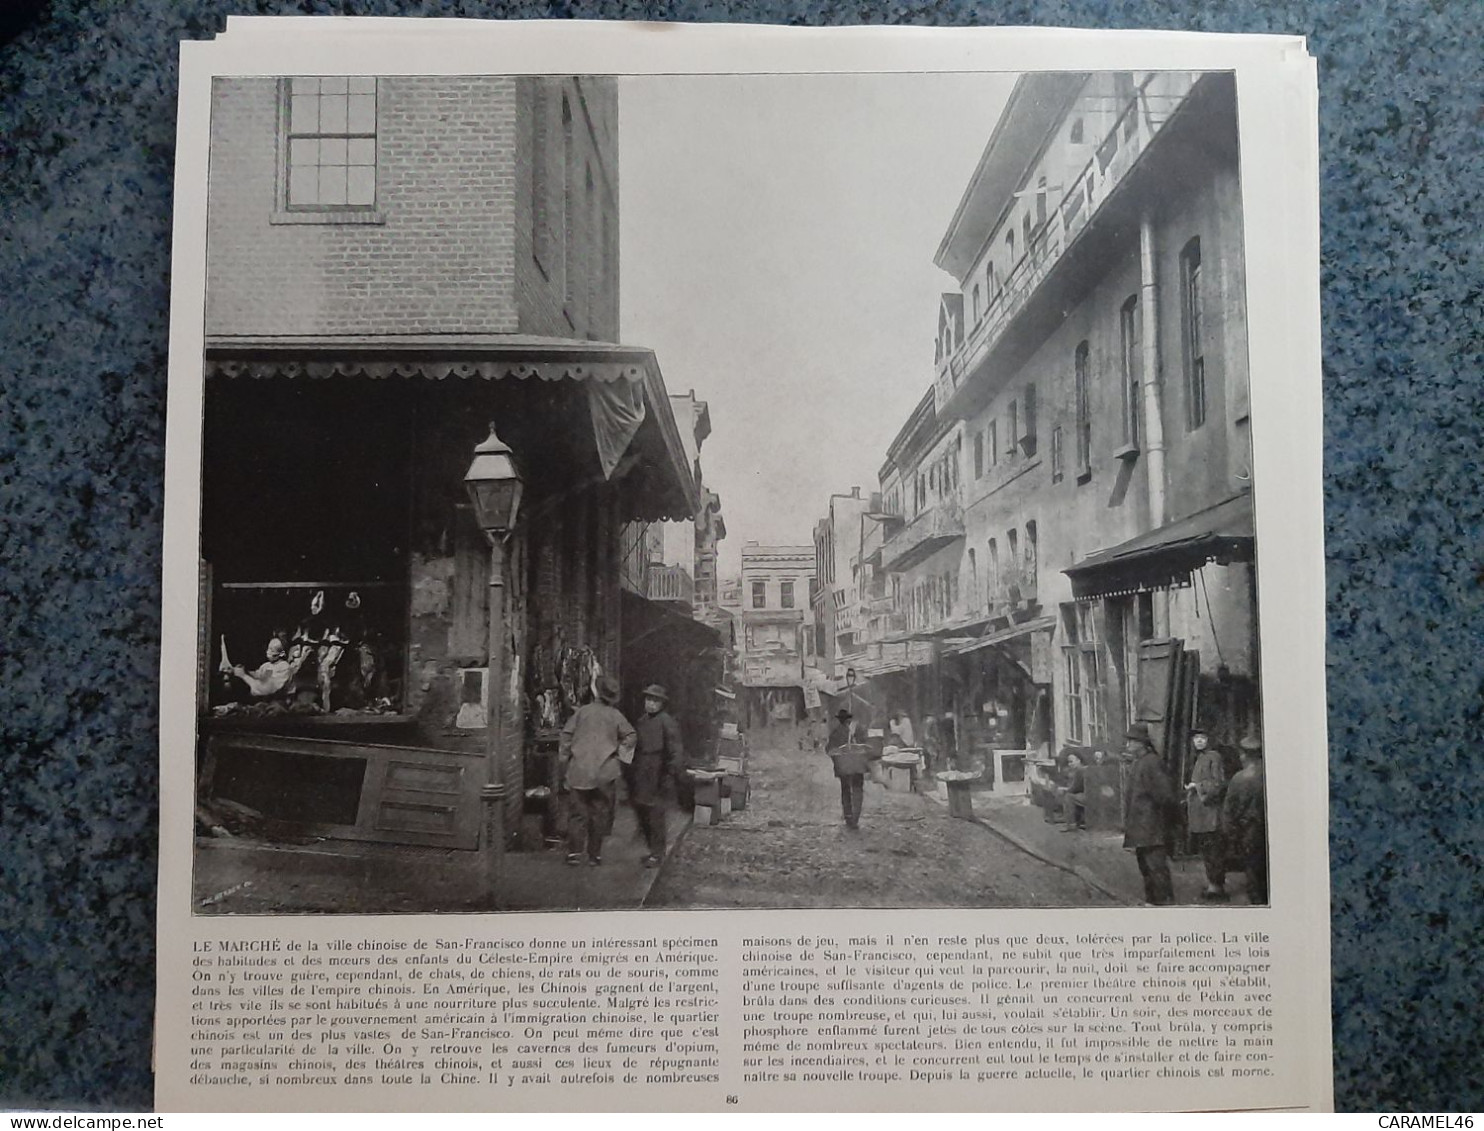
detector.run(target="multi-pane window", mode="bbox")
[751,581,766,609]
[780,580,795,609]
[1120,294,1142,446]
[1182,237,1207,429]
[1074,340,1093,477]
[1062,603,1107,744]
[285,77,377,209]
[1025,520,1038,587]
[1050,425,1064,483]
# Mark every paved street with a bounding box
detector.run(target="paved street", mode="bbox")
[646,725,1120,909]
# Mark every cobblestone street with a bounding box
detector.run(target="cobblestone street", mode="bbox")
[646,726,1120,909]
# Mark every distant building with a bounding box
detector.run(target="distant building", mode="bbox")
[811,488,872,680]
[737,542,815,726]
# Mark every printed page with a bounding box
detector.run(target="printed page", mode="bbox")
[156,18,1327,1113]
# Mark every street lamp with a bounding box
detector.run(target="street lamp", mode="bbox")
[845,667,858,738]
[463,423,523,909]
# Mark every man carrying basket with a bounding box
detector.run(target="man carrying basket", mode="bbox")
[827,707,868,830]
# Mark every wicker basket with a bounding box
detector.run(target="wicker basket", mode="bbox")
[828,744,870,777]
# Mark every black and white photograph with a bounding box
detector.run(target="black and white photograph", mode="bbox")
[189,66,1269,916]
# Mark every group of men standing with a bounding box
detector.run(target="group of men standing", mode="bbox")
[556,675,683,869]
[1122,722,1269,906]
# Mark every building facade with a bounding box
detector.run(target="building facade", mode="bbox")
[737,542,816,727]
[856,70,1257,807]
[811,488,872,680]
[198,75,699,854]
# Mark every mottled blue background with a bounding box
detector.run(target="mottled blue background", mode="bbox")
[1,0,1480,1113]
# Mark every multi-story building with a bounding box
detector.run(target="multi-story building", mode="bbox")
[197,75,699,853]
[737,542,816,726]
[811,488,873,680]
[866,71,1257,798]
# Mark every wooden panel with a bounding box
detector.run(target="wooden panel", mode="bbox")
[384,759,464,795]
[205,732,484,849]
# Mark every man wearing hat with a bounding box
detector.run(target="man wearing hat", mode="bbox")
[559,674,636,866]
[1184,728,1231,901]
[1221,735,1268,904]
[631,684,684,867]
[827,707,866,829]
[1121,722,1178,905]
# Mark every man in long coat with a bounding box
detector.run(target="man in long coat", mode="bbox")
[1122,722,1177,905]
[1221,736,1268,904]
[1185,728,1230,901]
[631,683,683,868]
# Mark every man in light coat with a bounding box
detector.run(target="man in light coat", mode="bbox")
[559,674,636,866]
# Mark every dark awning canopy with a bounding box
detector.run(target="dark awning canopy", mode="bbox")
[205,334,699,522]
[1064,492,1254,600]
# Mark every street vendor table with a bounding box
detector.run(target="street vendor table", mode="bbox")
[937,770,980,819]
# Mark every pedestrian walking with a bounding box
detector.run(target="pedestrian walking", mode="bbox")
[1221,736,1268,904]
[1121,722,1177,905]
[1184,728,1231,901]
[632,683,683,868]
[827,707,866,829]
[558,674,636,867]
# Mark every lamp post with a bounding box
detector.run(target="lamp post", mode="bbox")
[463,423,523,910]
[845,667,858,740]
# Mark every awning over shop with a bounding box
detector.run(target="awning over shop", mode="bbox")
[945,615,1057,656]
[1063,492,1255,600]
[205,334,700,522]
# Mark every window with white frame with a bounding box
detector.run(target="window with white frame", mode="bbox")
[284,77,377,209]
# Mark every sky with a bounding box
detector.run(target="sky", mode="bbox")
[619,71,1016,579]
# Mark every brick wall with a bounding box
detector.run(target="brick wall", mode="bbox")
[513,76,620,341]
[206,75,521,337]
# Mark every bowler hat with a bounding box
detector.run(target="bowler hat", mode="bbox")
[642,684,669,703]
[1125,722,1154,744]
[595,675,621,704]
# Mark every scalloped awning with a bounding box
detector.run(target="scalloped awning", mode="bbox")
[1064,493,1254,600]
[204,335,700,523]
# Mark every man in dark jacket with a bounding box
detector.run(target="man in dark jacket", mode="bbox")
[631,683,683,868]
[1121,722,1177,905]
[1221,736,1268,904]
[827,707,866,829]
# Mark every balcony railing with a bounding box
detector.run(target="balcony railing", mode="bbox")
[646,564,695,607]
[934,72,1200,418]
[880,499,965,574]
[861,512,904,568]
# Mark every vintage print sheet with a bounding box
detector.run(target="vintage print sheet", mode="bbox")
[157,18,1327,1112]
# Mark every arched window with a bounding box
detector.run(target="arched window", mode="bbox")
[1074,340,1092,477]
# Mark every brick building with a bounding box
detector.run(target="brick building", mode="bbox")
[197,75,697,858]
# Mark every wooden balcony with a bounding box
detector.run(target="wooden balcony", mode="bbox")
[880,499,965,574]
[646,563,695,609]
